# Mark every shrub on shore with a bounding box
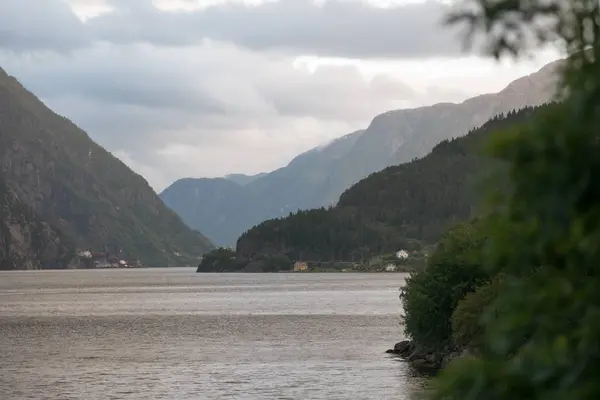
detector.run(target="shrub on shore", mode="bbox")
[451,276,504,349]
[401,221,490,350]
[430,0,600,397]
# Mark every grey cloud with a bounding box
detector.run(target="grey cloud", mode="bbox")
[43,95,188,146]
[1,0,467,59]
[423,85,471,104]
[18,47,224,113]
[0,0,89,52]
[260,64,417,119]
[2,42,413,134]
[0,40,418,186]
[110,114,357,190]
[0,0,479,189]
[90,0,464,59]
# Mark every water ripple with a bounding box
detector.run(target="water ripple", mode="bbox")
[0,268,428,400]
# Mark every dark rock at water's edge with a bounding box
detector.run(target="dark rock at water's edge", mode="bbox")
[386,340,473,369]
[394,340,413,356]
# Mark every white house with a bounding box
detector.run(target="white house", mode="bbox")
[396,250,409,260]
[385,264,397,272]
[78,250,92,259]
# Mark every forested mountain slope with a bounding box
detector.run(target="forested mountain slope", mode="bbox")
[235,104,550,262]
[0,67,213,268]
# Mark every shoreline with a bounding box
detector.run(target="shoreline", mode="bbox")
[386,340,471,370]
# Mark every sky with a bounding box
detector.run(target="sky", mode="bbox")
[0,0,562,191]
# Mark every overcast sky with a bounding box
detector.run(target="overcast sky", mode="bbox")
[0,0,561,191]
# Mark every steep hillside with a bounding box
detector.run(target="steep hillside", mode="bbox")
[159,178,262,247]
[244,129,365,210]
[235,104,551,263]
[0,67,213,268]
[163,60,560,247]
[0,176,75,270]
[161,130,365,246]
[342,59,559,176]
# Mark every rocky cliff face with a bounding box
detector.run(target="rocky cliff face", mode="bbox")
[0,67,214,269]
[0,177,75,270]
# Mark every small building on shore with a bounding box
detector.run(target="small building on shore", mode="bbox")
[396,250,409,260]
[385,263,397,272]
[78,250,92,259]
[293,261,308,271]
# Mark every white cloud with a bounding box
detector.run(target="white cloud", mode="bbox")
[0,0,563,191]
[66,0,114,20]
[2,40,421,189]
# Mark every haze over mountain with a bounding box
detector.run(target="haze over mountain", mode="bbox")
[0,67,214,269]
[161,60,560,246]
[224,173,268,186]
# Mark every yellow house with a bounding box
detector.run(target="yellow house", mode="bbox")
[293,261,308,271]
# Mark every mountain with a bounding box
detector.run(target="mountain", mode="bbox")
[0,67,214,269]
[161,59,560,247]
[244,130,365,210]
[159,177,261,247]
[234,104,551,264]
[161,130,365,246]
[339,60,559,177]
[0,176,75,270]
[224,173,267,186]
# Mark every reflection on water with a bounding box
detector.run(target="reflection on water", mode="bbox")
[0,268,431,399]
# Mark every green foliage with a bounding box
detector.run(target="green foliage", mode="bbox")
[401,222,490,349]
[197,248,292,272]
[243,252,293,272]
[0,68,213,268]
[197,248,244,272]
[432,1,600,399]
[451,276,504,348]
[236,107,543,263]
[255,253,293,272]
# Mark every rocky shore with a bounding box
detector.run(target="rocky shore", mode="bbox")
[386,340,472,369]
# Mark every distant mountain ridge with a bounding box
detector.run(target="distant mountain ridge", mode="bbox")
[159,177,256,247]
[234,104,550,264]
[161,59,561,246]
[224,173,267,186]
[0,67,214,269]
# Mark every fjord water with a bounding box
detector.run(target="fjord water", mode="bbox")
[0,268,430,399]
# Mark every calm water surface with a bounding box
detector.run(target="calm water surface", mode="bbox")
[0,268,431,399]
